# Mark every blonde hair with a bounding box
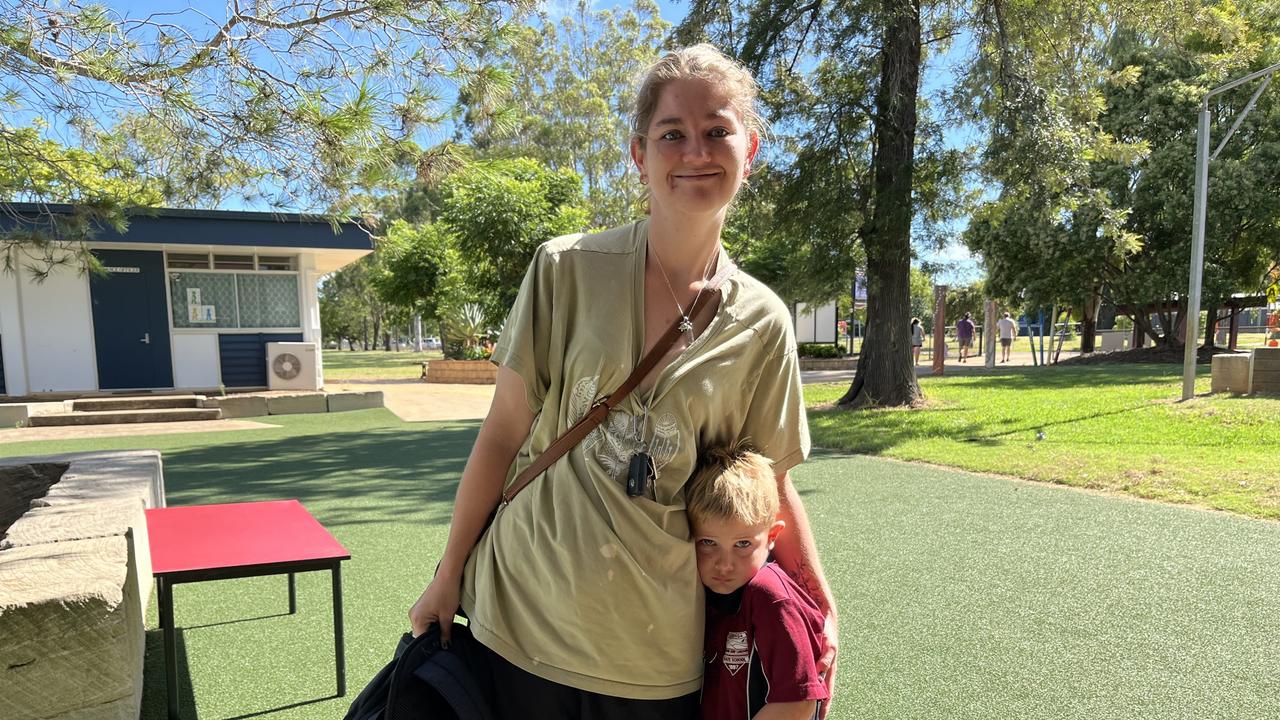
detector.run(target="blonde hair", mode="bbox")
[630,44,768,146]
[686,444,779,528]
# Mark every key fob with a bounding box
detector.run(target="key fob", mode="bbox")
[627,452,654,497]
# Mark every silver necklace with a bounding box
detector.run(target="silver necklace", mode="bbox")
[627,242,720,499]
[650,241,719,336]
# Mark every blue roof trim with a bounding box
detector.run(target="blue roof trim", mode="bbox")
[1,202,373,251]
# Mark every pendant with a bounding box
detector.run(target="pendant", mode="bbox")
[678,316,693,334]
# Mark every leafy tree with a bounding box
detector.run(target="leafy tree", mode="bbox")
[318,253,404,350]
[966,2,1279,349]
[437,157,590,321]
[374,219,458,323]
[471,0,670,230]
[679,0,1199,402]
[1,0,527,271]
[677,0,973,408]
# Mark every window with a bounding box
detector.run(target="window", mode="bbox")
[256,255,297,271]
[170,273,238,328]
[170,271,300,329]
[237,274,300,327]
[213,254,255,270]
[167,253,211,269]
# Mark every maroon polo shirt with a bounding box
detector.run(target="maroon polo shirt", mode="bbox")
[702,563,827,720]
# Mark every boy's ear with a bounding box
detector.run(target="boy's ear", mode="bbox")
[767,519,786,546]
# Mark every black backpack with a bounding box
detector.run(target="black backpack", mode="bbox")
[344,623,496,720]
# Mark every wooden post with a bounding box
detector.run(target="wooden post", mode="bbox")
[1229,308,1240,350]
[932,285,948,376]
[984,299,997,368]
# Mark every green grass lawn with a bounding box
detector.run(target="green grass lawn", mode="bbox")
[321,349,442,380]
[2,410,1279,719]
[806,365,1280,520]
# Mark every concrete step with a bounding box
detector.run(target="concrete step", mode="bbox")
[28,408,222,427]
[71,396,201,412]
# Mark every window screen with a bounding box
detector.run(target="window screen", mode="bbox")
[170,272,238,328]
[236,274,300,328]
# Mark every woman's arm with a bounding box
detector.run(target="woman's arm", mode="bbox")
[773,469,838,710]
[409,365,536,641]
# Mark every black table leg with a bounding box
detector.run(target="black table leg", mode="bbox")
[158,577,179,720]
[332,563,346,696]
[288,572,297,614]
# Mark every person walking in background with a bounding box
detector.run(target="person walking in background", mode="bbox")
[910,317,923,365]
[996,311,1018,363]
[956,312,976,363]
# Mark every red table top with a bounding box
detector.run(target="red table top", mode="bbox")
[146,500,349,575]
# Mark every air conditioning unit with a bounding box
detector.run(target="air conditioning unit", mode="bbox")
[266,342,320,391]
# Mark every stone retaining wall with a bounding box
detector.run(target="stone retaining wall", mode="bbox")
[799,357,857,371]
[426,360,498,385]
[0,450,164,720]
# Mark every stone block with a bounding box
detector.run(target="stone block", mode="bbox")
[12,450,167,511]
[1252,369,1280,394]
[1252,347,1280,372]
[1,498,151,611]
[327,391,384,413]
[266,392,328,415]
[205,394,269,418]
[1098,331,1129,352]
[0,404,29,428]
[0,534,144,720]
[1210,354,1251,395]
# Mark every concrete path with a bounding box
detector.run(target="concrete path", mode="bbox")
[326,379,494,422]
[0,419,277,445]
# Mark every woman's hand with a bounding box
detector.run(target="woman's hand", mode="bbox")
[409,570,462,644]
[816,610,838,719]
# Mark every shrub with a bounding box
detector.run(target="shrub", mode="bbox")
[798,343,842,358]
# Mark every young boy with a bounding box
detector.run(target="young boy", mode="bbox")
[687,446,828,720]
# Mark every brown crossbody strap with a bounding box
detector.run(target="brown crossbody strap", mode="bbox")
[499,259,737,507]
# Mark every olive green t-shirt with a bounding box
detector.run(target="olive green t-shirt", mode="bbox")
[460,219,810,699]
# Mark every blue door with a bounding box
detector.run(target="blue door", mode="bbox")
[90,250,174,389]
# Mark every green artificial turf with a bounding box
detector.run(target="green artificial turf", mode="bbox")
[3,410,1279,718]
[321,349,442,380]
[806,365,1280,520]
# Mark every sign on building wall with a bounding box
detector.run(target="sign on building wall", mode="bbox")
[186,288,216,323]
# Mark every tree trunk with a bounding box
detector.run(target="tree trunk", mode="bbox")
[1202,305,1218,349]
[838,0,922,408]
[1080,287,1100,353]
[362,318,369,350]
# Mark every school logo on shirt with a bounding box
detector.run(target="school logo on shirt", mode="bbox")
[723,631,750,675]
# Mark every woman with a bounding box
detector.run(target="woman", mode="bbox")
[409,44,837,719]
[911,317,924,364]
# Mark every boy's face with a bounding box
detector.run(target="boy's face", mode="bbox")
[692,515,785,595]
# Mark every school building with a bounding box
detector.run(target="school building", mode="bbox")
[0,204,372,397]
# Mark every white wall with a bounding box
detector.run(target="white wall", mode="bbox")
[0,269,28,395]
[171,333,221,390]
[300,254,325,386]
[18,261,98,392]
